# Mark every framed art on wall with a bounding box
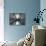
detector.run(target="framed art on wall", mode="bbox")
[9,13,25,25]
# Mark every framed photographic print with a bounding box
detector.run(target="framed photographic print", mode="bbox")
[9,13,25,25]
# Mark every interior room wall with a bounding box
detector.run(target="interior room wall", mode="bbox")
[40,0,46,26]
[4,0,40,42]
[0,0,4,42]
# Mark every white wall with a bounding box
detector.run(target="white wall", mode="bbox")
[0,0,4,42]
[40,0,46,27]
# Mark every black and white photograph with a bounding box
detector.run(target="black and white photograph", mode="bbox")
[9,13,25,25]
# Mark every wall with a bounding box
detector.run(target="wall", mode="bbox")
[4,0,40,42]
[40,0,46,26]
[0,0,4,42]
